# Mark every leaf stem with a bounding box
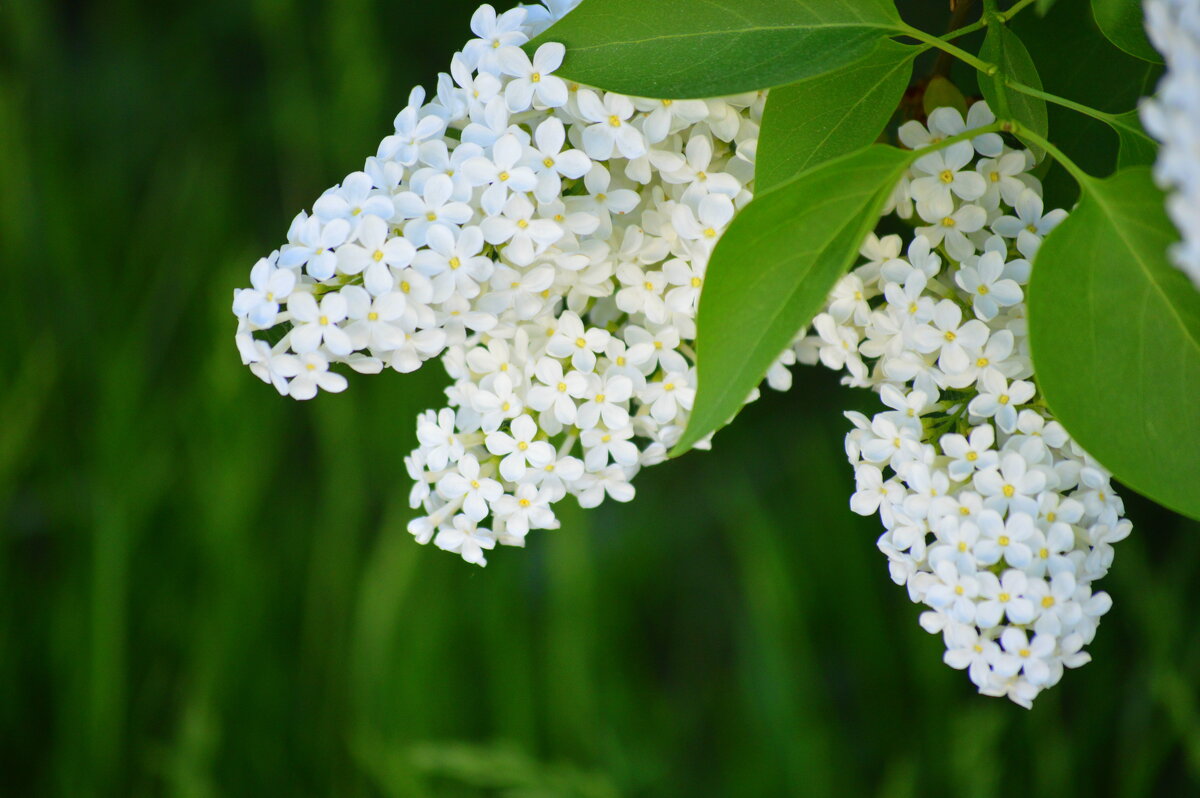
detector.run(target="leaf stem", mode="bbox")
[998,0,1037,22]
[1005,79,1114,124]
[899,24,997,75]
[1006,122,1093,187]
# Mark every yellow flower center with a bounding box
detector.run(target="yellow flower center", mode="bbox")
[998,535,1010,546]
[575,336,587,348]
[939,169,954,184]
[966,451,978,462]
[368,312,379,321]
[1042,596,1055,608]
[1002,484,1015,497]
[942,216,956,227]
[543,157,555,168]
[530,72,541,83]
[449,256,461,270]
[517,441,528,451]
[373,249,385,261]
[319,315,329,325]
[608,115,621,127]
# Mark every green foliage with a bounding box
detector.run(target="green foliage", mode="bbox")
[1010,0,1160,206]
[923,75,968,118]
[978,16,1048,156]
[1028,168,1200,521]
[1111,109,1158,168]
[528,0,901,98]
[674,145,911,455]
[755,39,917,191]
[5,1,1200,796]
[1091,0,1163,63]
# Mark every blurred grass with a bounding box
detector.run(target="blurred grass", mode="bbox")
[2,1,1199,796]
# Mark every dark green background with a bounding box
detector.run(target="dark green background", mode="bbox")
[2,1,1198,795]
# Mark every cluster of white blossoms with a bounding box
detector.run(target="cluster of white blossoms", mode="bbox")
[232,0,760,564]
[1142,0,1200,289]
[232,0,1131,704]
[788,105,1132,708]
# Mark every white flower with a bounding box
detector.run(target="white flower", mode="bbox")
[955,250,1023,321]
[499,42,568,110]
[974,453,1046,516]
[233,257,296,327]
[434,515,496,565]
[576,90,647,160]
[940,424,998,481]
[313,171,394,225]
[973,509,1036,568]
[992,188,1067,259]
[1142,0,1200,287]
[337,215,416,295]
[546,310,610,372]
[910,141,987,217]
[411,224,495,299]
[526,357,589,426]
[437,454,504,521]
[277,351,348,400]
[287,292,353,356]
[968,371,1036,433]
[493,483,556,538]
[916,203,986,260]
[527,117,592,202]
[485,414,556,481]
[461,133,538,215]
[462,4,529,72]
[393,174,474,247]
[280,214,350,278]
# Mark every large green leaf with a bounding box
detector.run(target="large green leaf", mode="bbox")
[1028,168,1200,520]
[673,145,912,455]
[1091,0,1162,63]
[978,17,1047,156]
[527,0,902,99]
[755,39,916,192]
[1110,109,1157,169]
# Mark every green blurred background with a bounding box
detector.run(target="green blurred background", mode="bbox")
[2,0,1199,795]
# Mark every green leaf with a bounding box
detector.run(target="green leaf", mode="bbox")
[673,145,912,455]
[1091,0,1162,63]
[1028,167,1200,520]
[1110,109,1157,169]
[527,0,901,99]
[978,18,1048,156]
[755,39,916,192]
[1036,0,1059,13]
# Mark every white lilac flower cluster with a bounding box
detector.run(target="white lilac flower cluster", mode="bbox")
[788,106,1132,708]
[1142,0,1200,289]
[232,1,760,564]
